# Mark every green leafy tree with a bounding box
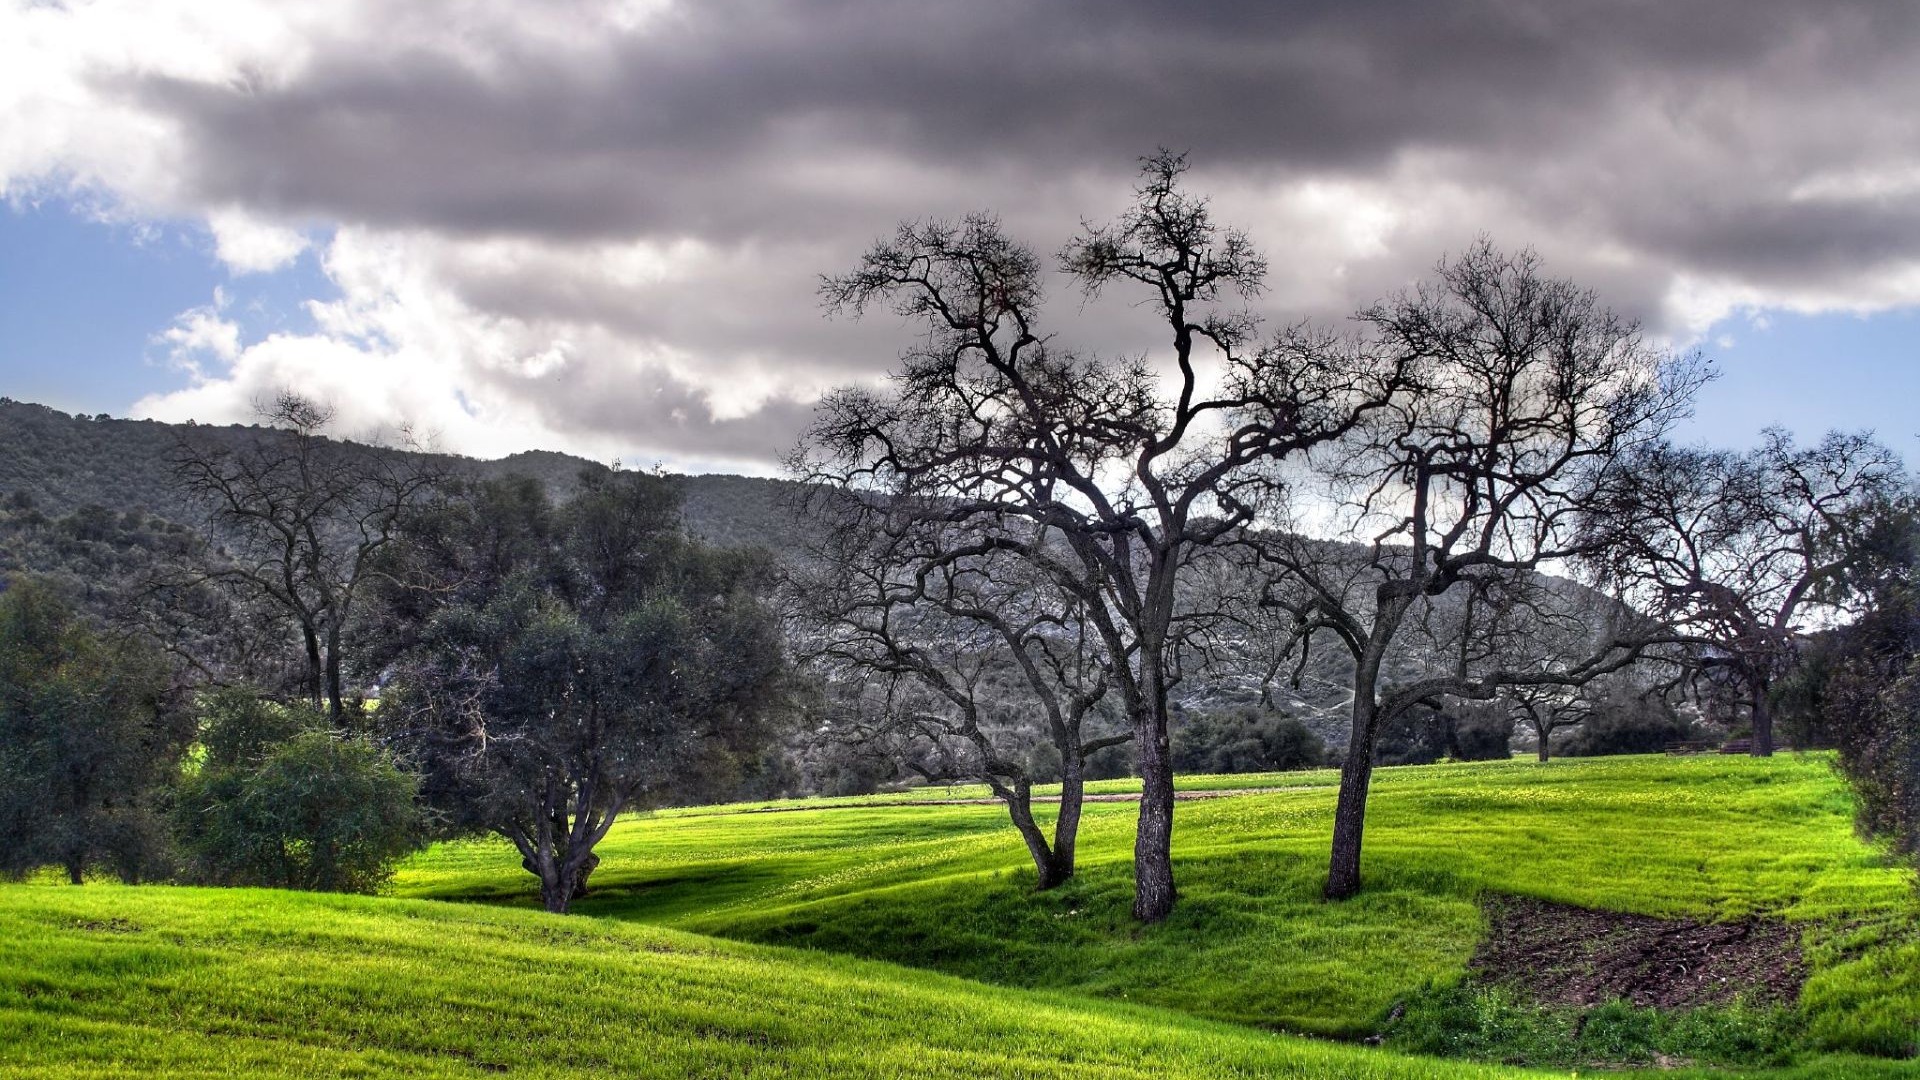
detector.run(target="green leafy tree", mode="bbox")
[173,689,426,893]
[0,577,190,883]
[379,472,786,913]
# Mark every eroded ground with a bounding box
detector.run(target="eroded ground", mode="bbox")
[1472,894,1807,1009]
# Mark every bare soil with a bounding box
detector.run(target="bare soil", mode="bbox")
[1470,895,1806,1009]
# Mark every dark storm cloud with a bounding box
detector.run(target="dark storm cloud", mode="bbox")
[95,0,1920,460]
[131,1,1920,240]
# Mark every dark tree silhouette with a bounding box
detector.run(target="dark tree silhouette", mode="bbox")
[170,394,442,717]
[790,511,1128,888]
[1589,430,1905,755]
[1250,242,1706,899]
[795,154,1400,921]
[0,577,190,884]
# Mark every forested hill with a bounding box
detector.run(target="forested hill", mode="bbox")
[0,398,1645,747]
[0,398,804,551]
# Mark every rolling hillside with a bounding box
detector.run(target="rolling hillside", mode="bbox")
[390,755,1920,1063]
[3,755,1915,1077]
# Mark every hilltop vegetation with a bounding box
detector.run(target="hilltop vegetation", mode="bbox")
[0,395,1665,760]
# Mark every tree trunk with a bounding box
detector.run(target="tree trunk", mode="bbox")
[1004,789,1064,890]
[324,624,345,719]
[66,859,84,886]
[536,849,598,914]
[302,624,325,709]
[1052,754,1085,884]
[1534,720,1551,762]
[1326,596,1411,901]
[571,851,600,900]
[1327,657,1386,900]
[1750,686,1775,757]
[540,872,573,914]
[1131,693,1177,922]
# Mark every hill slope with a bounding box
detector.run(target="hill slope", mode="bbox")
[3,883,1541,1080]
[3,756,1914,1078]
[395,755,1920,1065]
[0,399,805,551]
[0,397,1645,745]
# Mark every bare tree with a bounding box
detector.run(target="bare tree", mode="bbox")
[1487,586,1662,762]
[1252,242,1707,899]
[795,154,1400,921]
[1508,684,1593,761]
[1589,430,1906,755]
[792,514,1127,887]
[170,394,442,717]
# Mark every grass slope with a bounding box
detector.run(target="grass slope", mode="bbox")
[397,755,1920,1058]
[0,883,1562,1079]
[4,755,1914,1078]
[6,883,1915,1080]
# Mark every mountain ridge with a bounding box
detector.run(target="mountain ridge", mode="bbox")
[0,398,804,551]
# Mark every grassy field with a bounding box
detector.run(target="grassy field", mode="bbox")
[0,881,1911,1079]
[0,883,1530,1079]
[2,754,1916,1077]
[396,755,1920,1063]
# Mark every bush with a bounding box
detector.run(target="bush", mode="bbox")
[1172,708,1324,774]
[1557,695,1693,757]
[1444,703,1515,762]
[1384,985,1802,1068]
[1798,597,1920,859]
[1372,706,1447,767]
[175,690,425,893]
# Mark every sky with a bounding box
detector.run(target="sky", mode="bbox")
[1,1,1917,474]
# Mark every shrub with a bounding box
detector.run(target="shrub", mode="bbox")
[1372,706,1447,767]
[1172,708,1324,774]
[1444,703,1515,762]
[175,691,425,893]
[1557,696,1693,757]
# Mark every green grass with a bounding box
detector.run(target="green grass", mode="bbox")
[2,882,1911,1079]
[3,754,1915,1077]
[395,755,1920,1059]
[0,884,1538,1079]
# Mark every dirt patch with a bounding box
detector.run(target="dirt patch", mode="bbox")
[1471,895,1806,1010]
[67,917,142,934]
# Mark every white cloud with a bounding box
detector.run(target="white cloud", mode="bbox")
[154,290,241,374]
[206,207,308,273]
[133,224,814,471]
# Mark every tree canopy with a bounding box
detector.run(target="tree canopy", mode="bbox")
[378,471,786,912]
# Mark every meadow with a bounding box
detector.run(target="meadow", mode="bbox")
[3,754,1916,1077]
